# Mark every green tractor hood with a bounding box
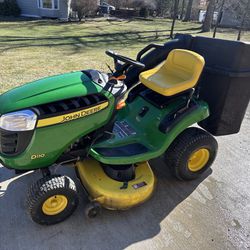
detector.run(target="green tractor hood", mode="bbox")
[0,71,102,114]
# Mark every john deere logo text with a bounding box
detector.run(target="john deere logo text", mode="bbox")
[37,102,109,128]
[62,106,102,122]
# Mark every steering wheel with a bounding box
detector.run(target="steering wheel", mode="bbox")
[105,50,145,70]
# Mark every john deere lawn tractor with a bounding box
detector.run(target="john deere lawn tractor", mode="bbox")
[0,34,249,225]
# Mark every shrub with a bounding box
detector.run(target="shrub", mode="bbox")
[0,0,21,17]
[71,0,97,21]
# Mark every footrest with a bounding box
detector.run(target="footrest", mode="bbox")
[94,143,148,157]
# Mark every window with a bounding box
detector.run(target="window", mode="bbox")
[43,0,52,8]
[54,0,58,9]
[38,0,59,10]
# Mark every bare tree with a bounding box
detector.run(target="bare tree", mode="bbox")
[151,0,173,17]
[183,0,193,21]
[71,0,98,21]
[106,0,140,9]
[202,0,216,32]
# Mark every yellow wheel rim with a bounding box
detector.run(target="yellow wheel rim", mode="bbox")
[42,195,68,216]
[188,148,210,172]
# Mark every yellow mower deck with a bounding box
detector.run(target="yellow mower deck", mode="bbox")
[76,159,156,210]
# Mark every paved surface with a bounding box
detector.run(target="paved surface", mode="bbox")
[0,105,249,250]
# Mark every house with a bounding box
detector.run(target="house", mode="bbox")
[219,0,250,28]
[16,0,71,19]
[194,0,250,28]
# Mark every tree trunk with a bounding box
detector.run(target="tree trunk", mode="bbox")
[183,0,193,21]
[237,0,250,41]
[180,0,186,20]
[202,0,216,32]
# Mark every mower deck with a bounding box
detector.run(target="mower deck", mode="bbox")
[76,159,155,210]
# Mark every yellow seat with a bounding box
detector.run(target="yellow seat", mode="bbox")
[139,49,205,96]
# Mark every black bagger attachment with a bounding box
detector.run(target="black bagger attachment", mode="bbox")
[126,34,250,136]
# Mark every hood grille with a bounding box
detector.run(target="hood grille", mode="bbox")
[34,94,108,118]
[0,129,34,156]
[0,130,18,154]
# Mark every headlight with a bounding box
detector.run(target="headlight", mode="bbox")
[0,110,37,131]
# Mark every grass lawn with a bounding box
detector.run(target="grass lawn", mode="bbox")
[0,17,249,93]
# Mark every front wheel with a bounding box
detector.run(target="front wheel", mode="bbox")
[85,202,102,218]
[27,175,79,225]
[165,127,218,180]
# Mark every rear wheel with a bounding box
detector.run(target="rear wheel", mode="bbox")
[27,175,79,225]
[165,127,218,180]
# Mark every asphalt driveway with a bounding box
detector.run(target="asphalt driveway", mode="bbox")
[0,105,249,250]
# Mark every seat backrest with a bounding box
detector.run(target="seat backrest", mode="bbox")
[162,49,205,82]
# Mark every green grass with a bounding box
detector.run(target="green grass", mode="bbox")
[0,17,249,93]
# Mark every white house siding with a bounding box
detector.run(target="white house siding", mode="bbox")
[58,0,70,19]
[17,0,70,19]
[220,11,241,27]
[220,10,250,28]
[16,0,40,17]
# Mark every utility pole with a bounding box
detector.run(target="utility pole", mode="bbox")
[170,0,180,38]
[213,0,225,38]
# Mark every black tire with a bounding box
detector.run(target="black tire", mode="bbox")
[85,202,102,218]
[165,127,218,180]
[27,175,79,225]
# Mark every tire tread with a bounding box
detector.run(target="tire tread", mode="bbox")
[165,127,218,180]
[26,175,78,225]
